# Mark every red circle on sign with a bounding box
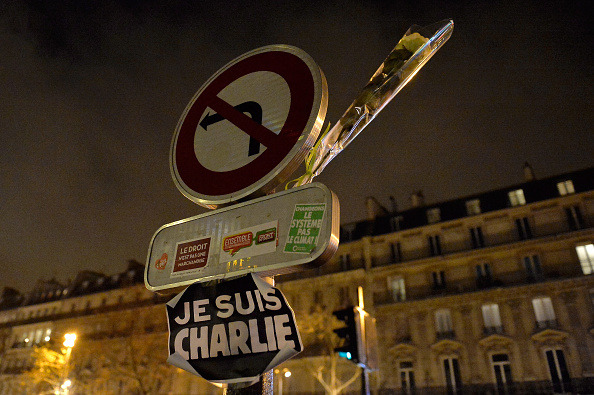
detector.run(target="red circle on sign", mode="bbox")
[172,47,325,206]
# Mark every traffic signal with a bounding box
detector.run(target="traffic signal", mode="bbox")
[332,307,362,364]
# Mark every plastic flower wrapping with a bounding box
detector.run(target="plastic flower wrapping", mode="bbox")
[294,19,454,186]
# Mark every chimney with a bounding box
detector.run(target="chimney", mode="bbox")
[523,162,535,181]
[389,196,398,214]
[410,191,425,208]
[365,197,388,221]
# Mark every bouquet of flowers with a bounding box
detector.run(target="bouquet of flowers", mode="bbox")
[294,19,454,186]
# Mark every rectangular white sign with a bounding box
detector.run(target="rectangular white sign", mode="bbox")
[145,183,339,294]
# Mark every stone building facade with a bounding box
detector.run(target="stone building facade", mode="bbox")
[1,166,593,394]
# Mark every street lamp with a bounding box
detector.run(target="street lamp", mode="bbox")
[61,333,76,394]
[63,333,76,348]
[274,367,291,395]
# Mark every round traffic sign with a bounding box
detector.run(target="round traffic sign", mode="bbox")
[171,45,328,208]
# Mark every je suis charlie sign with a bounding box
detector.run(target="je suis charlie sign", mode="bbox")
[166,274,302,384]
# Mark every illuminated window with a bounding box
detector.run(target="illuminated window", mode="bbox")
[557,180,575,196]
[388,276,406,302]
[435,308,453,334]
[532,297,556,328]
[427,208,441,224]
[466,199,481,215]
[34,329,43,344]
[508,189,526,206]
[482,304,502,331]
[576,244,594,275]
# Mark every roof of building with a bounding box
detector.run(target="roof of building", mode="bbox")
[340,166,593,243]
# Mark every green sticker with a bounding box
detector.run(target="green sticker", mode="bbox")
[284,204,326,253]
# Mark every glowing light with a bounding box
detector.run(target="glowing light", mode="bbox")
[63,333,76,348]
[61,380,71,389]
[24,338,30,343]
[44,336,50,342]
[284,370,291,378]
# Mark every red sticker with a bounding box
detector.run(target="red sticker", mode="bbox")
[173,238,211,273]
[222,232,253,256]
[155,253,168,270]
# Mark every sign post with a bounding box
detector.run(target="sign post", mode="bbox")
[145,44,336,391]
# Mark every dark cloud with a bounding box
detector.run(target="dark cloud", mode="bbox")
[1,0,592,293]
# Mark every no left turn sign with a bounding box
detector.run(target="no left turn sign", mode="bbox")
[170,45,328,208]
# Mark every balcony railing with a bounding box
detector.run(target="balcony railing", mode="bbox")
[435,330,455,340]
[372,271,587,306]
[483,325,505,336]
[535,319,559,330]
[376,377,594,395]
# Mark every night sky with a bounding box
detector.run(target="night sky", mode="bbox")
[1,1,592,293]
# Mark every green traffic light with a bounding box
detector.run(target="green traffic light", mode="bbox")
[338,351,352,360]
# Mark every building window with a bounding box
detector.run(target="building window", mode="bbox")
[576,244,594,275]
[491,354,513,393]
[565,206,584,230]
[470,227,485,248]
[388,276,406,302]
[482,304,503,334]
[435,308,454,338]
[476,263,493,288]
[532,297,556,328]
[399,361,416,394]
[337,286,351,307]
[390,216,402,232]
[557,180,575,196]
[466,199,481,216]
[515,217,533,240]
[34,329,43,344]
[313,290,323,306]
[545,349,572,393]
[508,189,526,206]
[524,254,543,281]
[442,357,462,393]
[432,270,446,290]
[427,208,441,224]
[339,254,351,271]
[44,329,51,342]
[428,235,442,256]
[390,242,402,263]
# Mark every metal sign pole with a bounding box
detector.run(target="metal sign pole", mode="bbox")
[224,275,275,395]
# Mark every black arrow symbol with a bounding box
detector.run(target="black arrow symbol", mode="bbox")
[199,101,263,156]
